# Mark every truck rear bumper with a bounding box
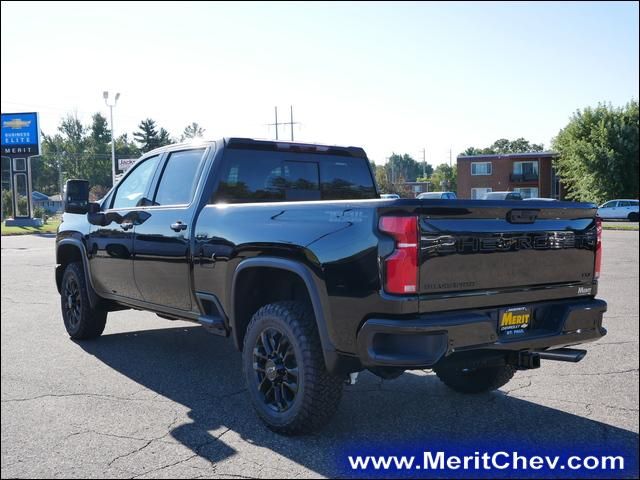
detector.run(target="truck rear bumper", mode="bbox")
[356,298,607,368]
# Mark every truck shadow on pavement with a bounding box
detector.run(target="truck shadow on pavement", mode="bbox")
[79,325,639,477]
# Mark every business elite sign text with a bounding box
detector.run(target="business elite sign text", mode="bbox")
[1,112,41,158]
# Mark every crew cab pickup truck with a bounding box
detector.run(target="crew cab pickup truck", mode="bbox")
[56,138,607,434]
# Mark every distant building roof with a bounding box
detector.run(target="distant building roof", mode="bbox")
[48,194,62,201]
[31,191,49,201]
[457,151,559,160]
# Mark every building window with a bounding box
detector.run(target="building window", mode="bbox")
[471,187,492,199]
[513,161,539,175]
[471,162,492,176]
[513,187,539,199]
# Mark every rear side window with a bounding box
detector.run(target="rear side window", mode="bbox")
[154,149,205,205]
[214,150,375,203]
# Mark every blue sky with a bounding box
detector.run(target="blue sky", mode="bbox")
[1,1,638,164]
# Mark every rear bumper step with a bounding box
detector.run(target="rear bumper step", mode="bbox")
[356,298,606,368]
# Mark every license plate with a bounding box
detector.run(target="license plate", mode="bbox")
[499,306,531,335]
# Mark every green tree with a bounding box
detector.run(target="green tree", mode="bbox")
[552,101,639,203]
[430,164,457,192]
[115,133,141,158]
[384,153,423,183]
[88,113,111,154]
[158,127,173,147]
[134,118,159,152]
[181,122,206,141]
[85,113,112,188]
[463,138,545,156]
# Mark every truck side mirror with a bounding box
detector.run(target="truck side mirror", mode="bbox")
[64,179,90,214]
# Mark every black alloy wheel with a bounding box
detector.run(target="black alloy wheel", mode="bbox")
[63,275,82,331]
[253,327,299,413]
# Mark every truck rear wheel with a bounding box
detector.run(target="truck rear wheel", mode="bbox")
[434,364,516,394]
[242,301,343,435]
[60,262,107,339]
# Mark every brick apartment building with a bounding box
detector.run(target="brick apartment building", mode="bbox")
[456,152,563,199]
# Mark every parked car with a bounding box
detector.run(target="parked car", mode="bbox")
[483,191,523,201]
[523,197,558,202]
[380,193,400,199]
[417,191,457,200]
[57,138,606,434]
[597,199,639,222]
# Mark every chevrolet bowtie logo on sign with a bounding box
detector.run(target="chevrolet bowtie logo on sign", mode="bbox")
[499,306,531,335]
[1,112,40,157]
[3,118,32,129]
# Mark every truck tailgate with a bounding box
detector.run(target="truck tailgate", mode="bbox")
[417,201,598,297]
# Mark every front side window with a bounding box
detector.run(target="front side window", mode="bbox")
[471,162,492,176]
[601,201,617,208]
[112,155,160,209]
[154,149,205,206]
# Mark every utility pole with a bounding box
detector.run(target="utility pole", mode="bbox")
[268,106,288,141]
[449,147,452,167]
[57,151,63,198]
[422,147,426,177]
[103,91,120,187]
[283,105,300,141]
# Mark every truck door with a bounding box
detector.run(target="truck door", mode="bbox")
[88,155,162,300]
[133,148,207,311]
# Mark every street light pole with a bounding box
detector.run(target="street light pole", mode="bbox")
[103,91,120,186]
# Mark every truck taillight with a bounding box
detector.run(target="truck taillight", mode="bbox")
[379,216,419,294]
[594,216,602,279]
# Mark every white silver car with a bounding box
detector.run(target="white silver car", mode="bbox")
[597,199,639,221]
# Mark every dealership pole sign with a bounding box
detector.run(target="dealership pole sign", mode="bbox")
[1,112,41,221]
[1,112,40,158]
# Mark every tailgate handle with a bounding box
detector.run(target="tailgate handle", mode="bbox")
[507,209,539,224]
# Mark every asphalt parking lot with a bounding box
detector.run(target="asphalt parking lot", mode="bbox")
[1,231,638,478]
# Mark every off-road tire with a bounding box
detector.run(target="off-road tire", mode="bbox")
[60,262,107,339]
[242,301,343,435]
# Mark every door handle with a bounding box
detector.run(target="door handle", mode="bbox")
[171,221,188,232]
[120,222,133,231]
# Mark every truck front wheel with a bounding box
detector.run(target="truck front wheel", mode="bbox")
[433,364,516,394]
[60,262,107,339]
[242,301,343,435]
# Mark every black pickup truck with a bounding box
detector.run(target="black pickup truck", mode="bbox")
[56,138,607,434]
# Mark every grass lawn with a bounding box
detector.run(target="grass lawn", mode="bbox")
[1,218,61,236]
[602,223,639,231]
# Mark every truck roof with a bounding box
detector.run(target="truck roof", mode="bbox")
[144,137,367,159]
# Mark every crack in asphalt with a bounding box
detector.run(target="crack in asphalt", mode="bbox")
[106,411,183,469]
[1,392,173,404]
[129,427,232,479]
[502,378,533,395]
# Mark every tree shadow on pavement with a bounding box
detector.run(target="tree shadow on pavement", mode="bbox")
[78,326,639,477]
